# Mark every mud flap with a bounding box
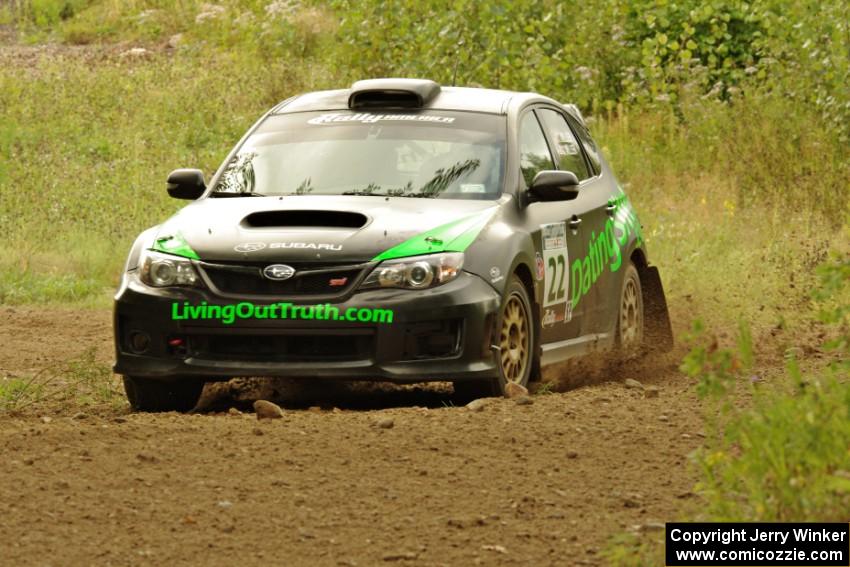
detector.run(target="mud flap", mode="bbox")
[642,266,674,352]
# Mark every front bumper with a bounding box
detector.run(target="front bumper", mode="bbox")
[114,271,501,383]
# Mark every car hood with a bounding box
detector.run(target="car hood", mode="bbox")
[152,195,500,263]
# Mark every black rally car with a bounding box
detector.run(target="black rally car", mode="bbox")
[114,78,672,411]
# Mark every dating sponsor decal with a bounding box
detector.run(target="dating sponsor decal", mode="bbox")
[569,191,643,309]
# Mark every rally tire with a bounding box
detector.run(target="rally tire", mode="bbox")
[616,262,644,356]
[454,275,535,400]
[123,376,205,413]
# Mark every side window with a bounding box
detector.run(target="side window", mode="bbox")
[537,109,590,180]
[519,112,555,187]
[566,115,602,176]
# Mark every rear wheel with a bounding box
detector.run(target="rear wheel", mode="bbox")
[454,275,535,400]
[123,376,205,413]
[617,262,644,355]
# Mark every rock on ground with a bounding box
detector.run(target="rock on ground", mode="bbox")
[504,382,528,398]
[253,400,284,420]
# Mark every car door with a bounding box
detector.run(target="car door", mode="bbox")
[536,107,614,335]
[565,113,623,334]
[517,108,586,344]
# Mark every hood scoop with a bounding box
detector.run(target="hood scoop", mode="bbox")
[243,210,369,229]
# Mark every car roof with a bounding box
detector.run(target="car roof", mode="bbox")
[272,81,585,125]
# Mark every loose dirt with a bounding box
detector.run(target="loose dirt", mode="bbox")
[0,307,703,566]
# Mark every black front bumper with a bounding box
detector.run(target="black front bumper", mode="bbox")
[114,271,501,383]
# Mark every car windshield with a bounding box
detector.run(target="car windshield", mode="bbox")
[210,110,505,200]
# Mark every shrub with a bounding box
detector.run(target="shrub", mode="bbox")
[684,248,850,521]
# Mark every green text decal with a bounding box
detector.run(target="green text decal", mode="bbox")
[570,192,643,308]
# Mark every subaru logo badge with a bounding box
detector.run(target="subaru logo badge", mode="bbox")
[234,242,267,253]
[263,264,296,281]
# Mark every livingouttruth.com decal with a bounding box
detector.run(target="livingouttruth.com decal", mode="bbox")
[171,302,394,325]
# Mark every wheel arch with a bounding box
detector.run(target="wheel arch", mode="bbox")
[630,247,648,271]
[629,246,674,352]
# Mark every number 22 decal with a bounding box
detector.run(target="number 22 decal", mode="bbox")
[541,222,569,309]
[547,254,566,303]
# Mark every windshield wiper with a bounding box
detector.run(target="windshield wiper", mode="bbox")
[341,190,387,196]
[210,191,266,198]
[385,192,437,198]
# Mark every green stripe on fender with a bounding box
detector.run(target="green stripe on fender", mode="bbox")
[151,231,200,260]
[372,208,497,262]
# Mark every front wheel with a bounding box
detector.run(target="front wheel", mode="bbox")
[616,262,644,355]
[454,275,535,400]
[123,376,205,412]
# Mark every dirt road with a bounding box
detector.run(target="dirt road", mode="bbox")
[0,307,702,566]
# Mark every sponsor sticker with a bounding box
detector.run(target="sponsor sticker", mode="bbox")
[542,222,566,250]
[489,266,503,284]
[307,113,456,125]
[172,301,394,325]
[535,253,545,281]
[540,222,569,308]
[541,302,571,327]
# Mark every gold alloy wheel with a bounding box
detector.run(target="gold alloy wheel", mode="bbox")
[620,272,643,349]
[499,293,530,383]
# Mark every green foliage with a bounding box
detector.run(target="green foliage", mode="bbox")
[813,230,850,366]
[327,0,624,108]
[621,0,770,103]
[698,374,850,521]
[603,532,665,566]
[13,0,92,27]
[0,376,44,413]
[0,347,120,413]
[609,252,849,561]
[324,0,849,139]
[0,0,846,322]
[683,251,850,521]
[680,319,752,400]
[0,50,328,304]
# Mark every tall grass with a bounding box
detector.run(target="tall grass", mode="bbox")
[0,49,333,303]
[0,0,846,350]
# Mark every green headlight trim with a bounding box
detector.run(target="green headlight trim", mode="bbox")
[151,232,200,260]
[372,208,497,262]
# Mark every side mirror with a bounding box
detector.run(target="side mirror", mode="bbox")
[528,170,580,202]
[167,169,206,200]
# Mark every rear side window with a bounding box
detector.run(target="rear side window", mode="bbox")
[566,115,602,176]
[518,112,554,187]
[537,109,590,180]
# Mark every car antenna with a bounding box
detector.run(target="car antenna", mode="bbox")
[451,39,465,86]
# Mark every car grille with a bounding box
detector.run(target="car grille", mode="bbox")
[198,261,369,297]
[190,331,375,362]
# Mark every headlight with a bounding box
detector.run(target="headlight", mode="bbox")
[139,250,202,287]
[360,253,464,290]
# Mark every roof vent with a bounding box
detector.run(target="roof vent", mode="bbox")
[348,78,441,109]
